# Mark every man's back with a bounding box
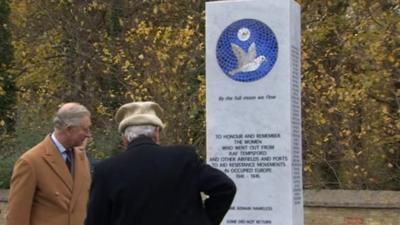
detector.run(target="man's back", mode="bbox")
[86,136,236,225]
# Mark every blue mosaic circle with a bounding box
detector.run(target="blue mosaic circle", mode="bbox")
[216,19,278,82]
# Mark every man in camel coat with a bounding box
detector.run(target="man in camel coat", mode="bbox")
[6,103,92,225]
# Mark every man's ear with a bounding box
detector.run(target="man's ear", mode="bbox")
[122,135,129,148]
[65,125,76,134]
[155,127,161,144]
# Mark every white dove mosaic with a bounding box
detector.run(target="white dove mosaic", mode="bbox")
[216,19,278,82]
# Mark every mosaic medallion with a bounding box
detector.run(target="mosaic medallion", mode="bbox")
[216,19,278,82]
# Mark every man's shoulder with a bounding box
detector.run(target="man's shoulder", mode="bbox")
[161,144,197,153]
[95,144,199,169]
[159,144,201,160]
[19,136,49,161]
[93,153,121,171]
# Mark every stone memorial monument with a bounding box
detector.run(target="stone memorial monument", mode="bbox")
[206,0,303,225]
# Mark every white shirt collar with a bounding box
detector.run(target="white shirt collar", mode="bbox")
[51,133,68,159]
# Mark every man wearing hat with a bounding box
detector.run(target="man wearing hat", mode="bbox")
[86,101,236,225]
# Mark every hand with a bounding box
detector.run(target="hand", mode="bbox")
[76,137,91,151]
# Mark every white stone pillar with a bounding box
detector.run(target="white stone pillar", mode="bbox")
[206,1,303,225]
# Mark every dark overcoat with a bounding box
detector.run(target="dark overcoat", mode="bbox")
[86,136,236,225]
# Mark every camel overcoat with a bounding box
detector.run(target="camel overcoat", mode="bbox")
[6,135,91,225]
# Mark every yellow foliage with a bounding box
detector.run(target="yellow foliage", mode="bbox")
[0,86,5,96]
[303,165,312,173]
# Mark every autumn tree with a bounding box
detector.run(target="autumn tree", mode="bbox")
[0,0,16,134]
[2,0,398,190]
[9,0,205,158]
[300,0,400,189]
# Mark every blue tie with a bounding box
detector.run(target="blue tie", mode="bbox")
[65,150,72,173]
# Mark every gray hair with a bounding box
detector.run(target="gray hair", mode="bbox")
[53,103,91,130]
[123,125,156,142]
